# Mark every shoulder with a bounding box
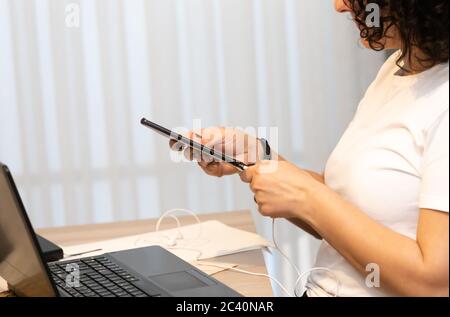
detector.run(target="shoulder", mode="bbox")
[419,62,449,98]
[417,63,449,130]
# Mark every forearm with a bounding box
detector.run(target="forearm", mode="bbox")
[305,184,448,296]
[305,170,325,184]
[288,218,322,240]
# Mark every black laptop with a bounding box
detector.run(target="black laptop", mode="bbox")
[0,162,241,297]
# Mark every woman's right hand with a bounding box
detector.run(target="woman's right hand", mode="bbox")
[169,127,321,239]
[169,127,262,177]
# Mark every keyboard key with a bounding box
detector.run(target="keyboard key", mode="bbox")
[98,269,113,276]
[83,280,96,287]
[54,279,64,285]
[97,290,114,297]
[54,255,147,297]
[66,288,80,296]
[129,290,144,296]
[90,285,106,292]
[88,273,102,280]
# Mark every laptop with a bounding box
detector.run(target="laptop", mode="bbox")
[0,162,241,297]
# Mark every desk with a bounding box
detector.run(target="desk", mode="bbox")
[1,210,273,297]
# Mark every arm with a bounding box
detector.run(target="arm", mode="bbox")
[304,170,325,184]
[288,218,322,240]
[243,161,449,296]
[305,183,449,296]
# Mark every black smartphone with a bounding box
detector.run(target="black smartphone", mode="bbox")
[140,118,252,172]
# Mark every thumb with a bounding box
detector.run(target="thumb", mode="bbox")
[239,165,257,183]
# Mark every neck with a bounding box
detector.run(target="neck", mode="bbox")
[400,48,432,75]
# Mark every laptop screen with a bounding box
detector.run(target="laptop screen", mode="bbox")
[0,163,56,297]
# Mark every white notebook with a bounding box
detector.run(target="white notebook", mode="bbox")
[62,220,271,275]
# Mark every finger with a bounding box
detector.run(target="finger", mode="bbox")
[192,148,203,162]
[192,128,226,162]
[255,160,279,175]
[216,163,241,176]
[197,161,220,176]
[198,160,217,170]
[239,165,257,183]
[249,178,259,193]
[203,127,227,155]
[207,162,224,176]
[254,194,265,213]
[169,140,184,152]
[183,147,194,161]
[198,161,209,169]
[189,128,221,146]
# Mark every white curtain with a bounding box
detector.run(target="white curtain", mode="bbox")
[0,0,384,295]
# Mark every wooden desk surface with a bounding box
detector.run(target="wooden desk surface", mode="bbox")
[1,210,273,297]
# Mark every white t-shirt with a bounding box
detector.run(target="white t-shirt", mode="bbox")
[306,51,449,297]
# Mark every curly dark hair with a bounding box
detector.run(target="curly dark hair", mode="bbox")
[346,0,449,72]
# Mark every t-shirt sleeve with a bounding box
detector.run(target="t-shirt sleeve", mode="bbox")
[419,110,449,213]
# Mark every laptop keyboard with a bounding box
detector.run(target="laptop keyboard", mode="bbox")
[48,256,160,297]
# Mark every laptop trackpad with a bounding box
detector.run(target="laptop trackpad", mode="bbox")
[150,271,208,292]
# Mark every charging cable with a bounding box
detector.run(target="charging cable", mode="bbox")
[153,208,341,297]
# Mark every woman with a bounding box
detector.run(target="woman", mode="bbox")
[173,0,449,296]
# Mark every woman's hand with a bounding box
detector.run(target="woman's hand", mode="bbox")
[240,160,323,221]
[169,128,322,238]
[170,127,264,177]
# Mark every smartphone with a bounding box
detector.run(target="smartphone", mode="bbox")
[140,118,252,172]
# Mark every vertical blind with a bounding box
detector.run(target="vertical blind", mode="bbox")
[0,0,384,295]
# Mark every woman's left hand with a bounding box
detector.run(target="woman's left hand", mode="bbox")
[240,160,322,220]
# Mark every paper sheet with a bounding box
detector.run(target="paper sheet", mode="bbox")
[62,220,271,275]
[0,277,8,293]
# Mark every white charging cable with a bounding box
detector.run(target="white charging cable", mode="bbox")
[155,208,202,237]
[154,209,295,296]
[294,267,341,297]
[154,208,208,260]
[195,262,295,297]
[154,208,340,297]
[270,218,340,297]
